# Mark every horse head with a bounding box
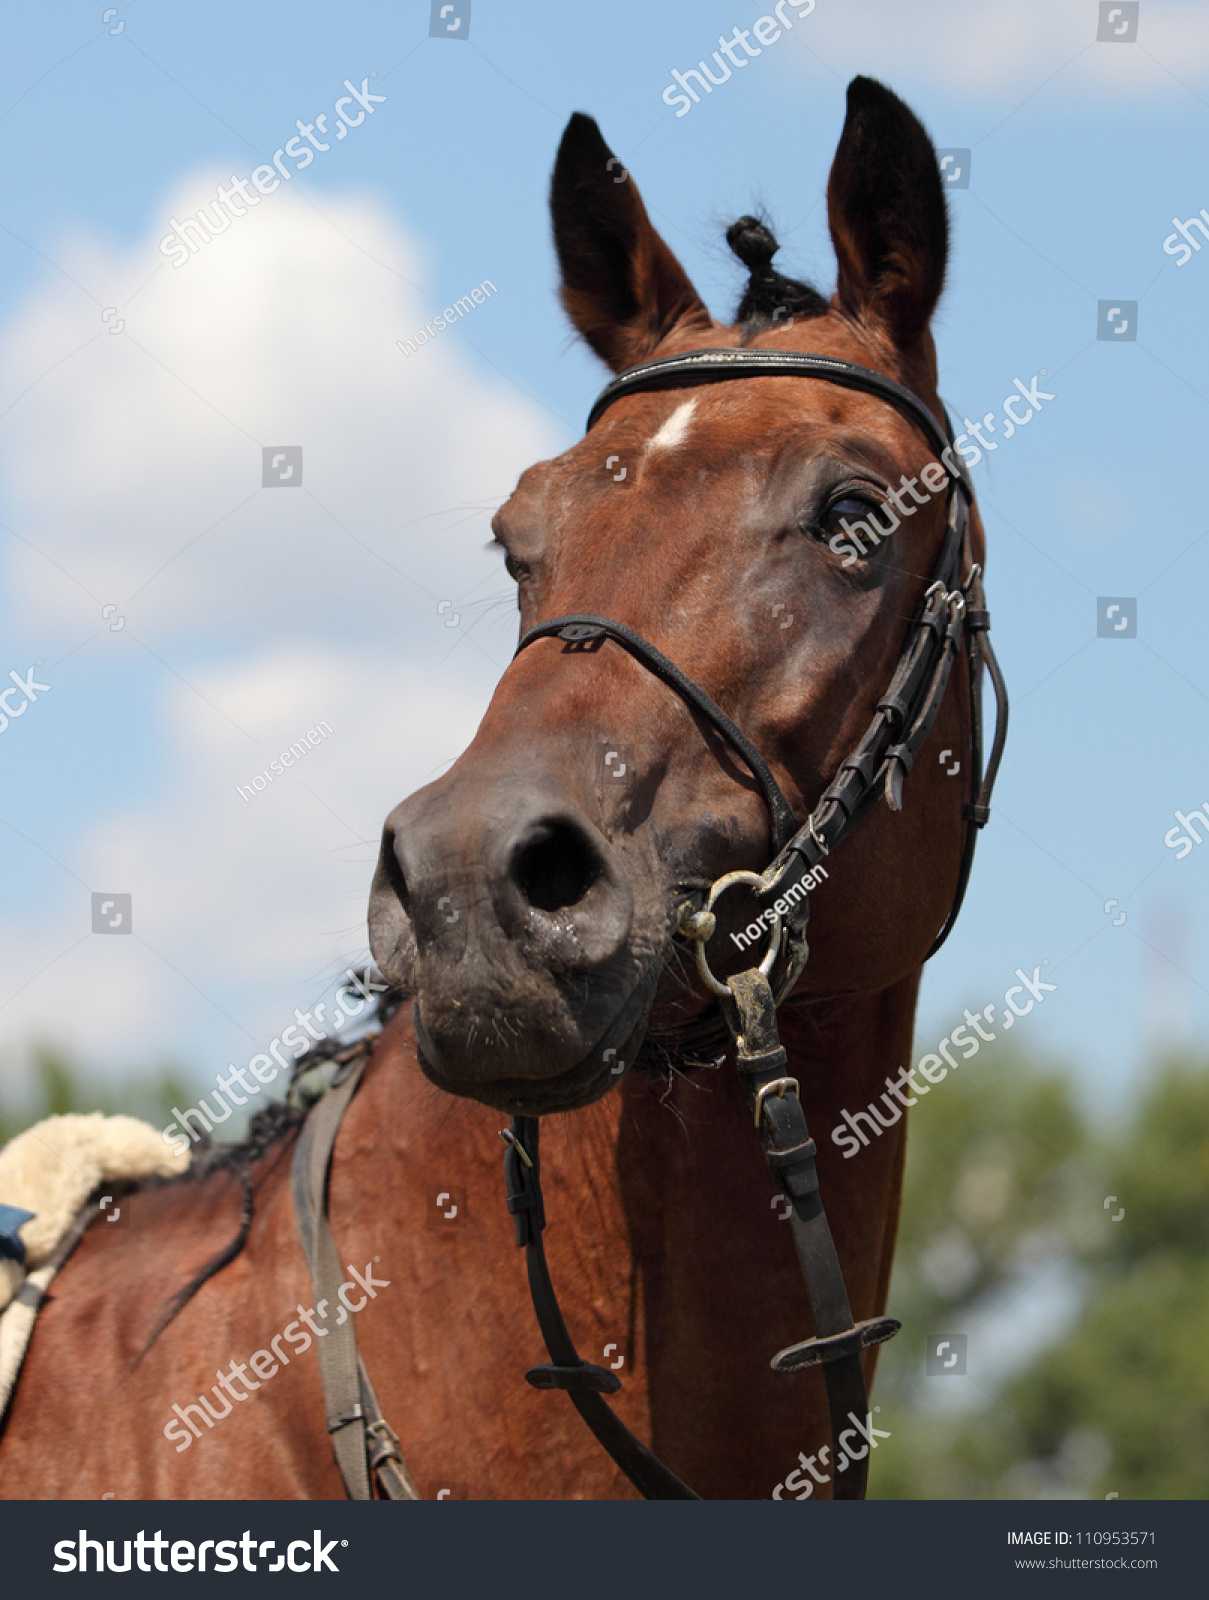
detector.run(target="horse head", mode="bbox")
[369,76,986,1116]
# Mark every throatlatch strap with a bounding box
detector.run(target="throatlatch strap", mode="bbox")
[291,1050,420,1501]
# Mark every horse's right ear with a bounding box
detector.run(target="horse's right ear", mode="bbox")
[551,113,712,373]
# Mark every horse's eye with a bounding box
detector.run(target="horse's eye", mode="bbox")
[504,552,529,583]
[822,494,881,536]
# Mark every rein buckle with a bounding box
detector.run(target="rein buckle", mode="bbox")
[753,1076,800,1129]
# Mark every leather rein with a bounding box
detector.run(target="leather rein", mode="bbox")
[293,346,1008,1502]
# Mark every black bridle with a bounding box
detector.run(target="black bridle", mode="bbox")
[297,348,1010,1504]
[517,348,1007,968]
[496,348,1009,1502]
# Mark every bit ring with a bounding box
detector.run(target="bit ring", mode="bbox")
[680,869,782,998]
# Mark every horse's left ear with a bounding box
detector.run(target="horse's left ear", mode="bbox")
[551,113,712,372]
[826,77,948,354]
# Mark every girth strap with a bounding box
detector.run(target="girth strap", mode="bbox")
[291,1047,420,1501]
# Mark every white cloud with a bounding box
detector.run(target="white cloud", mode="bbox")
[0,179,556,1084]
[0,172,556,648]
[0,642,488,1076]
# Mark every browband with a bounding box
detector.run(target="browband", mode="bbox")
[586,347,974,502]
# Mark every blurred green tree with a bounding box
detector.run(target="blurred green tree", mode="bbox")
[869,1046,1209,1500]
[0,1044,192,1148]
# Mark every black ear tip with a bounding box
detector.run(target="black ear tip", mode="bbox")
[556,112,615,174]
[727,215,779,276]
[560,111,605,151]
[847,74,888,100]
[845,75,915,123]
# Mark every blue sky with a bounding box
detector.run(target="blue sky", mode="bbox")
[1,0,1207,1119]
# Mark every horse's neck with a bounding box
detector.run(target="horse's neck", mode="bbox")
[614,973,920,1494]
[331,978,919,1499]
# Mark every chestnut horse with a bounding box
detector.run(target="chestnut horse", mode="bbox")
[0,77,995,1500]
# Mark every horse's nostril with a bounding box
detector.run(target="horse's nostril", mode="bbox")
[512,821,602,913]
[381,828,411,914]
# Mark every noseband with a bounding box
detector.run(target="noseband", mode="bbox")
[496,349,1010,1502]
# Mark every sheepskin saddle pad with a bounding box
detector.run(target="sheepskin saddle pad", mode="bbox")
[0,1113,190,1416]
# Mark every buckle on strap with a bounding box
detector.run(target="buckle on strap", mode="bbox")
[753,1076,800,1129]
[498,1128,534,1169]
[366,1417,404,1468]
